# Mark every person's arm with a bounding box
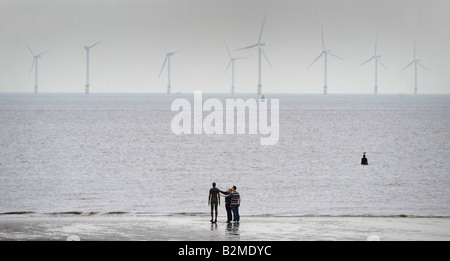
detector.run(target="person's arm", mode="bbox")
[220,191,230,197]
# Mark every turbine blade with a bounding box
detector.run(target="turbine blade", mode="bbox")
[401,61,415,72]
[235,44,257,51]
[360,56,375,66]
[328,52,343,60]
[414,40,416,59]
[321,26,325,50]
[419,62,428,71]
[307,52,324,70]
[28,59,35,79]
[158,56,168,78]
[375,33,379,55]
[37,50,50,56]
[378,59,388,70]
[262,49,272,68]
[88,41,102,49]
[258,14,267,44]
[224,61,232,76]
[225,41,232,58]
[25,42,34,56]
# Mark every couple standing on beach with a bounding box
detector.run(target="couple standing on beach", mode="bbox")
[208,182,241,223]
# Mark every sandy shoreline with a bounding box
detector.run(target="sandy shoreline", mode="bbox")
[0,215,449,241]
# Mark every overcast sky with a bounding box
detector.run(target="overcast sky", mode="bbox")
[0,0,449,94]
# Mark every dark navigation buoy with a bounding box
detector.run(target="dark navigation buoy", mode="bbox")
[361,152,368,165]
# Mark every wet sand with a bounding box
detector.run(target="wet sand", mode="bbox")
[0,215,449,241]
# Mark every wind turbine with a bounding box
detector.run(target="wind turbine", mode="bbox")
[159,50,177,94]
[84,41,102,94]
[360,34,388,95]
[224,42,244,94]
[307,26,342,95]
[26,42,49,93]
[236,14,272,95]
[401,41,428,95]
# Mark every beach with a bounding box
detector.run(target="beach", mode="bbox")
[1,214,449,241]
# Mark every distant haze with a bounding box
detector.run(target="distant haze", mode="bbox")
[0,0,449,94]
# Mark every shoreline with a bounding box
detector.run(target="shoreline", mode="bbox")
[2,211,450,218]
[1,215,449,241]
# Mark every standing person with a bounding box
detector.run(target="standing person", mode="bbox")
[219,188,232,223]
[230,186,241,223]
[208,182,220,223]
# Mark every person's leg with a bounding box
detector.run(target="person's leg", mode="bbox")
[235,207,240,222]
[214,203,218,222]
[210,202,214,222]
[226,204,232,222]
[231,206,237,221]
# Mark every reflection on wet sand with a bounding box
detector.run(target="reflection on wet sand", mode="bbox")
[226,222,240,239]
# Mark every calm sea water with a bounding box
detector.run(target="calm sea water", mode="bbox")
[0,93,449,217]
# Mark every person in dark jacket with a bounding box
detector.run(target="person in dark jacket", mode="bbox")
[220,187,232,223]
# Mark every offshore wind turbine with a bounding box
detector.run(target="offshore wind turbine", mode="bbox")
[224,42,244,94]
[26,42,49,93]
[159,50,177,94]
[307,26,342,95]
[401,41,428,95]
[360,34,388,94]
[84,41,102,94]
[236,14,272,95]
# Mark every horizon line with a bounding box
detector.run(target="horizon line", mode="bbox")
[1,91,450,95]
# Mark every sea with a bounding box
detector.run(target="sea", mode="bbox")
[0,93,449,217]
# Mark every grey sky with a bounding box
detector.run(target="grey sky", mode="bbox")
[0,0,449,94]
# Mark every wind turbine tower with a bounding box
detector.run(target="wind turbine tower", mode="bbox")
[84,41,101,94]
[307,26,342,95]
[236,14,271,95]
[360,34,388,94]
[26,43,49,93]
[159,51,177,94]
[401,41,428,95]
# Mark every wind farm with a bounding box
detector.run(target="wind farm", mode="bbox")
[360,34,388,95]
[11,14,438,95]
[19,24,432,95]
[307,26,343,95]
[25,42,49,94]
